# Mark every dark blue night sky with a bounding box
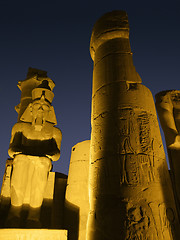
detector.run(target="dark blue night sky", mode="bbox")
[0,0,179,186]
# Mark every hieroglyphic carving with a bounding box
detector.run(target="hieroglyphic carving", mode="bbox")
[117,108,152,155]
[119,154,155,186]
[137,111,151,153]
[125,201,158,240]
[115,108,156,186]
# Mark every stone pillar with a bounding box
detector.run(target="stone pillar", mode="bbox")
[64,140,90,240]
[87,11,179,240]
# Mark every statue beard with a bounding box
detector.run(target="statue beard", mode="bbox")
[33,116,45,131]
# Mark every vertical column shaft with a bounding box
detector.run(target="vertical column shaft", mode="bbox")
[87,11,179,240]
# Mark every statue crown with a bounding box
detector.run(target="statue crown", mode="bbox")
[32,80,54,104]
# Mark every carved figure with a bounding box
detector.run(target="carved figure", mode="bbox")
[156,90,180,149]
[156,90,180,213]
[7,80,62,228]
[126,206,149,239]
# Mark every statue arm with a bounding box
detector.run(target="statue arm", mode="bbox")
[46,127,62,161]
[8,123,23,158]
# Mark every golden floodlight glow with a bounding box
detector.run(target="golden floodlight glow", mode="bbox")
[0,11,180,240]
[1,68,62,229]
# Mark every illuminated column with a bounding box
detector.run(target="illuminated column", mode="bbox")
[65,140,90,240]
[87,11,179,240]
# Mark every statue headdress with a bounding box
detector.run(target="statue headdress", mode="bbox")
[31,80,54,104]
[20,80,57,125]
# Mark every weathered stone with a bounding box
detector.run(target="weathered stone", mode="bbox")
[3,70,62,228]
[16,67,55,121]
[156,90,180,216]
[87,11,179,240]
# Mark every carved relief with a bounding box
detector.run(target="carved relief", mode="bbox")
[124,154,140,186]
[117,108,137,154]
[137,111,151,153]
[158,203,175,240]
[125,201,158,240]
[114,108,156,186]
[117,108,153,155]
[119,154,155,186]
[92,107,165,188]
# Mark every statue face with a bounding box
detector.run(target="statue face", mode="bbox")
[31,99,51,125]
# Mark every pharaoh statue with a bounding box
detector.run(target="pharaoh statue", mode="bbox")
[6,79,62,228]
[156,90,180,210]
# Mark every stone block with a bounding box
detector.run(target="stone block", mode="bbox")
[0,229,67,240]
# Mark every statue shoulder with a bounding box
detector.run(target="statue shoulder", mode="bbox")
[11,122,31,134]
[53,126,62,139]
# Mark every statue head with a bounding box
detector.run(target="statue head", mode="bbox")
[20,80,57,125]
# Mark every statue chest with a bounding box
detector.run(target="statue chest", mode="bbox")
[22,127,53,141]
[21,134,56,155]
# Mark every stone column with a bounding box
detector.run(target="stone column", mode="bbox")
[87,11,179,240]
[65,140,90,240]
